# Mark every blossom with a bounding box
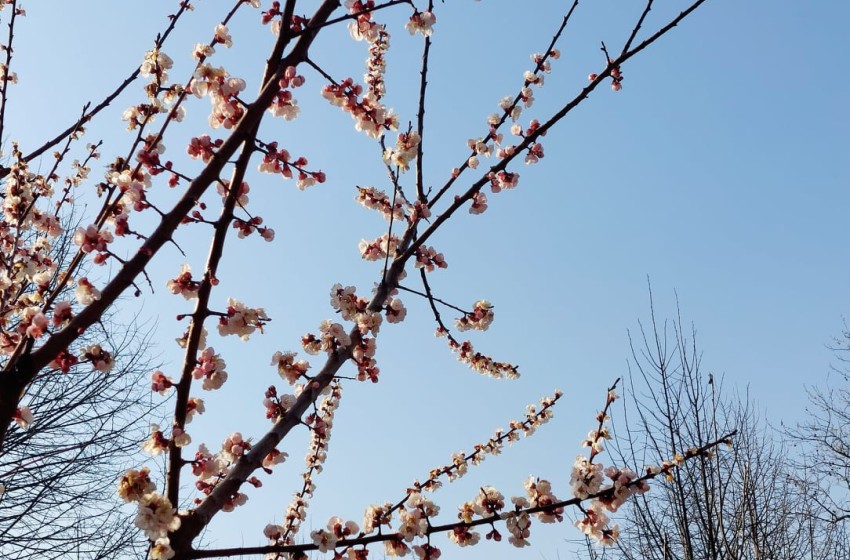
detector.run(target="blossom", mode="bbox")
[455,300,494,331]
[413,544,442,559]
[322,78,398,138]
[505,511,532,547]
[329,283,364,320]
[167,264,200,299]
[271,351,310,384]
[322,320,351,349]
[575,502,618,545]
[355,309,382,335]
[141,424,169,455]
[488,170,520,192]
[414,246,447,272]
[74,224,113,253]
[385,298,407,323]
[193,43,215,60]
[263,448,288,469]
[525,477,563,523]
[172,427,191,448]
[383,131,421,171]
[405,11,436,36]
[140,49,174,82]
[186,135,222,163]
[117,467,155,503]
[79,344,114,372]
[135,492,180,540]
[448,526,479,547]
[355,186,405,221]
[191,444,220,480]
[218,298,269,340]
[186,397,205,423]
[385,537,411,557]
[150,538,175,560]
[327,516,360,540]
[23,309,48,338]
[359,233,399,261]
[151,370,174,394]
[346,0,382,42]
[192,347,228,390]
[469,192,488,214]
[214,24,232,47]
[472,486,505,515]
[221,432,251,462]
[75,277,101,305]
[363,502,393,534]
[570,456,603,499]
[311,529,338,553]
[13,406,33,429]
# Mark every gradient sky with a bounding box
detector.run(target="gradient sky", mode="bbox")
[7,1,850,559]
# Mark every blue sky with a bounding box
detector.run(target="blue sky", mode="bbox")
[7,1,850,558]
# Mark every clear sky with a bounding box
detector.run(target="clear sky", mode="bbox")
[6,1,850,559]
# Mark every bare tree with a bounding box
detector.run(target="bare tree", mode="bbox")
[0,210,159,558]
[790,324,850,525]
[0,1,733,559]
[0,327,155,560]
[603,301,849,560]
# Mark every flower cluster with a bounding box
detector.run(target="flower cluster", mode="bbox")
[192,347,228,390]
[365,26,389,99]
[487,170,520,192]
[455,300,494,332]
[257,141,325,190]
[188,433,255,513]
[311,516,360,553]
[80,344,115,372]
[73,224,114,256]
[217,298,269,340]
[271,351,310,385]
[192,63,247,129]
[469,192,488,215]
[422,392,562,491]
[262,385,296,421]
[356,186,405,221]
[352,335,379,382]
[446,338,519,379]
[135,492,181,540]
[329,283,383,336]
[346,0,381,42]
[12,406,33,429]
[302,320,351,355]
[167,264,201,299]
[414,246,447,272]
[186,134,222,163]
[383,131,421,171]
[117,467,155,503]
[405,10,436,37]
[265,384,341,548]
[185,397,205,423]
[269,66,304,120]
[47,349,79,373]
[385,297,407,324]
[141,424,170,455]
[304,383,340,474]
[140,48,174,84]
[588,61,624,92]
[359,233,399,261]
[118,467,180,560]
[322,78,398,138]
[75,277,101,305]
